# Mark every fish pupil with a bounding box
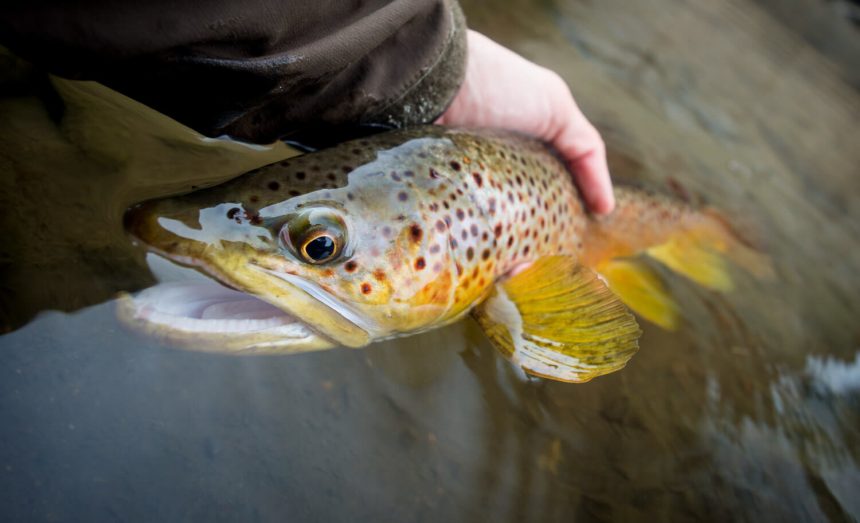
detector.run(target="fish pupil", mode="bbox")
[305,236,335,261]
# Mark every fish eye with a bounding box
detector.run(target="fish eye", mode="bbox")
[280,210,347,265]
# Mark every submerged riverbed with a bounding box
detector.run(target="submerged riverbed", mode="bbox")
[1,0,858,521]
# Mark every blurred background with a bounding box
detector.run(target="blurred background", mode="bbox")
[1,0,858,521]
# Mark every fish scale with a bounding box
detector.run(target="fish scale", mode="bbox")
[203,127,594,330]
[122,125,768,381]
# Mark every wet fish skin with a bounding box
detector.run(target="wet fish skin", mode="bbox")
[127,128,595,332]
[125,125,759,380]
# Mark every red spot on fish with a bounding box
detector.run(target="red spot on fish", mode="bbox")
[472,172,483,187]
[415,257,426,270]
[344,261,358,272]
[373,269,386,282]
[361,283,372,294]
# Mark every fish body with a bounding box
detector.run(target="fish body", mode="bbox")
[122,126,765,382]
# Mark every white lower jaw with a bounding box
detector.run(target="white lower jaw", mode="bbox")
[116,255,334,354]
[131,280,311,336]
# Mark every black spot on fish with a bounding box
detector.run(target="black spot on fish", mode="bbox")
[268,181,280,191]
[410,224,423,242]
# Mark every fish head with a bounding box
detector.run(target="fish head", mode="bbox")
[124,137,464,351]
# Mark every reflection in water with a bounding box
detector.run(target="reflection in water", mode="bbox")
[2,0,859,521]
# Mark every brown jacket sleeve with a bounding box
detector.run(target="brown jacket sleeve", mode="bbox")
[0,0,466,145]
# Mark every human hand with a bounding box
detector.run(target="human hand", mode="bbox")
[436,30,614,214]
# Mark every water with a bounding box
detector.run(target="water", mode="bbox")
[1,0,859,521]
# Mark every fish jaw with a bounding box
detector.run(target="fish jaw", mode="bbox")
[116,280,336,355]
[123,200,374,349]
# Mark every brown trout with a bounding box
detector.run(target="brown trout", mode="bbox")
[120,126,768,382]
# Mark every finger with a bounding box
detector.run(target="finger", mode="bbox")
[553,123,615,214]
[569,145,615,214]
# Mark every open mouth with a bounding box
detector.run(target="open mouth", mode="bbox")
[131,280,309,335]
[117,254,332,354]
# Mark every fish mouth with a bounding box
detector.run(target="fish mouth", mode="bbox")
[123,199,373,351]
[117,254,361,354]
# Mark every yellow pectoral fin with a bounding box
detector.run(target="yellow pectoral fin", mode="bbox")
[598,259,680,331]
[472,256,641,383]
